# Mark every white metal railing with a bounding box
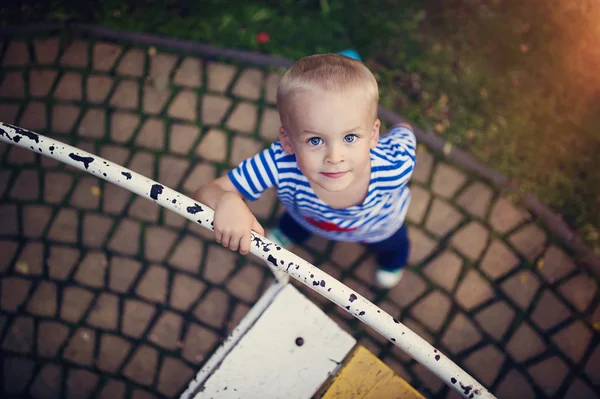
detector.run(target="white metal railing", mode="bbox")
[0,122,495,399]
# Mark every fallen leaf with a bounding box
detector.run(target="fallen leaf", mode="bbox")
[520,273,529,284]
[16,261,29,274]
[466,129,475,140]
[593,321,600,331]
[536,259,544,269]
[434,123,446,133]
[113,9,121,18]
[439,94,448,106]
[148,46,157,57]
[520,44,529,53]
[442,142,453,155]
[480,88,488,99]
[91,186,101,196]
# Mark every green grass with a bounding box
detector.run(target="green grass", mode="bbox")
[2,0,599,251]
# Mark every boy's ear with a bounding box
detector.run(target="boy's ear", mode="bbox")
[279,126,295,154]
[370,118,381,149]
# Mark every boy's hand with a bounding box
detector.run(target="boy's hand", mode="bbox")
[213,191,265,255]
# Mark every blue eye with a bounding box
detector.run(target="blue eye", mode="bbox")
[344,134,358,143]
[308,137,323,146]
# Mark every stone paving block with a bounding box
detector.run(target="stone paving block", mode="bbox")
[501,270,541,310]
[7,145,36,165]
[26,281,57,317]
[170,123,200,155]
[195,128,228,163]
[110,80,139,110]
[451,221,489,260]
[168,89,198,121]
[111,111,140,143]
[30,363,63,398]
[259,107,281,141]
[87,75,114,103]
[52,104,80,133]
[144,226,178,262]
[87,293,119,330]
[538,245,576,283]
[558,273,597,312]
[0,103,20,124]
[0,240,18,273]
[586,344,600,384]
[143,82,172,114]
[474,301,515,341]
[411,147,434,183]
[129,197,160,222]
[75,251,108,288]
[203,244,238,284]
[158,155,189,188]
[425,198,464,237]
[230,135,264,167]
[227,301,251,335]
[82,213,113,248]
[564,378,598,399]
[34,37,60,64]
[331,241,365,269]
[19,101,47,131]
[60,40,88,67]
[124,345,158,386]
[406,184,431,224]
[63,327,96,365]
[0,71,26,98]
[410,290,452,332]
[133,388,159,399]
[3,355,35,394]
[99,379,126,399]
[431,163,466,198]
[232,68,262,100]
[54,72,82,100]
[157,356,195,397]
[37,321,69,357]
[489,197,530,234]
[103,183,132,215]
[149,311,183,350]
[170,274,207,312]
[79,108,106,138]
[136,264,168,303]
[23,205,52,238]
[61,286,94,323]
[264,72,281,104]
[531,290,571,330]
[109,256,141,293]
[407,226,437,265]
[123,299,156,338]
[528,356,569,396]
[226,263,263,302]
[44,171,73,203]
[456,181,493,218]
[464,344,505,386]
[174,57,202,88]
[506,321,546,362]
[149,53,178,78]
[441,312,482,354]
[93,42,122,71]
[48,246,79,280]
[423,250,462,292]
[128,151,155,179]
[194,288,229,328]
[226,101,257,134]
[509,223,547,261]
[551,320,592,362]
[202,94,232,125]
[48,208,79,243]
[495,369,536,399]
[136,118,165,150]
[169,235,203,273]
[182,322,219,364]
[2,315,34,354]
[117,48,145,77]
[29,69,58,97]
[246,187,277,220]
[207,62,237,92]
[411,362,444,394]
[164,210,187,228]
[0,204,18,236]
[9,170,39,201]
[98,339,132,382]
[183,162,217,195]
[455,269,494,310]
[479,239,520,280]
[1,276,31,312]
[108,218,141,255]
[3,40,29,66]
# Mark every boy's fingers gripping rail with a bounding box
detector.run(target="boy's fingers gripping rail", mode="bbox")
[0,122,495,399]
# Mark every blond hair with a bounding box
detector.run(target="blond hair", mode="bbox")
[276,53,379,121]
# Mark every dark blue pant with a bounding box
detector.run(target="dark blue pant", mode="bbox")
[278,212,410,271]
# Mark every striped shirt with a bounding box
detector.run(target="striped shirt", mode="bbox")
[228,126,417,243]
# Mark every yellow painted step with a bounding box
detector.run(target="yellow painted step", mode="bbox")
[319,345,424,399]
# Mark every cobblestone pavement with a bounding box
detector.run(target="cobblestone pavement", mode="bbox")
[0,34,599,399]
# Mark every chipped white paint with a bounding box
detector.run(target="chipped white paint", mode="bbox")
[188,284,355,398]
[0,122,496,399]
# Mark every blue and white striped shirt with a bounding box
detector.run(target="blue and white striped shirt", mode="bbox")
[228,126,416,243]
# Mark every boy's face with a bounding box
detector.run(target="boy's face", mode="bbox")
[279,89,380,195]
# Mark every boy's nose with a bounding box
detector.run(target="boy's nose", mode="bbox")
[325,145,344,164]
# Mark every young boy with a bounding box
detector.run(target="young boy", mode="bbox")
[193,54,416,288]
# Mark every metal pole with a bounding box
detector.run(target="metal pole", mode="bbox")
[0,122,495,399]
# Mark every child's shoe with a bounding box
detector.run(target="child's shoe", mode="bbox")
[266,226,293,249]
[375,268,405,289]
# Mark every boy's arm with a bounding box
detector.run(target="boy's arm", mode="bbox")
[191,175,241,211]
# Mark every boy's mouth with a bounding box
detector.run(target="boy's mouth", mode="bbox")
[321,171,348,178]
